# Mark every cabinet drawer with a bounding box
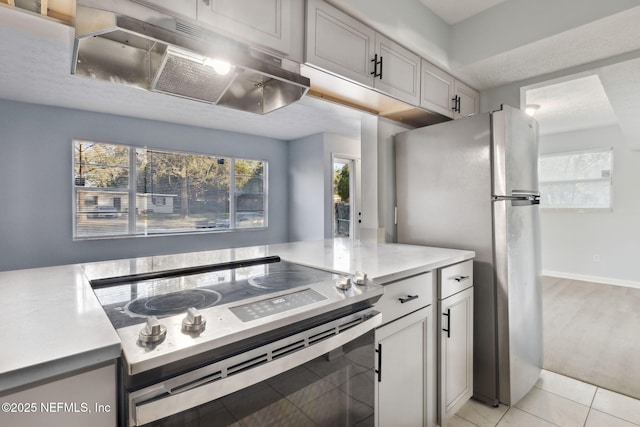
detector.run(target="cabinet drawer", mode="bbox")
[439,260,473,299]
[375,272,432,325]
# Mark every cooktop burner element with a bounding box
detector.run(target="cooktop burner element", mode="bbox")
[124,288,222,318]
[248,270,329,290]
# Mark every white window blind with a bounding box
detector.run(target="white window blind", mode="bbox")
[538,148,613,210]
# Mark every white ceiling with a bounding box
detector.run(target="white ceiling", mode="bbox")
[525,75,618,135]
[422,0,640,146]
[418,0,506,25]
[1,1,640,144]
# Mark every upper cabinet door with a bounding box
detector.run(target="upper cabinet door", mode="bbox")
[197,0,292,56]
[374,34,421,105]
[454,80,480,119]
[305,0,375,86]
[421,60,455,119]
[135,0,197,20]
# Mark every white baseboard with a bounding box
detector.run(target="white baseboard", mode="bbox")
[543,270,640,290]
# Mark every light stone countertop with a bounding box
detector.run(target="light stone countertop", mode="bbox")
[0,239,473,394]
[0,264,121,394]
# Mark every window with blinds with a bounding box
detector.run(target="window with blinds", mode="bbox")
[73,140,267,239]
[538,148,613,210]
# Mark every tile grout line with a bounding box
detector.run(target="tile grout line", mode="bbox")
[512,405,563,427]
[580,386,598,427]
[533,383,595,409]
[493,405,510,426]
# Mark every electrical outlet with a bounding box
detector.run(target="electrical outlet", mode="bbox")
[592,254,601,263]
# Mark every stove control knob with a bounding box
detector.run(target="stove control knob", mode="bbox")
[182,307,206,333]
[353,271,368,285]
[336,276,352,290]
[139,316,167,344]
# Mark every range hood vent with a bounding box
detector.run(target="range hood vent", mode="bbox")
[72,4,310,114]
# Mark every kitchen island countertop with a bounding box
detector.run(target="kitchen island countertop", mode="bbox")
[0,239,473,394]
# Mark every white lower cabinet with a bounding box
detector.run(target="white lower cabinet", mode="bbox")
[0,362,117,427]
[439,286,474,424]
[375,306,433,427]
[374,271,435,427]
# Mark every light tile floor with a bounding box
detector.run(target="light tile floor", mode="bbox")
[446,370,640,427]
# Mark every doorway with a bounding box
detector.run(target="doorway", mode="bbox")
[523,64,640,399]
[332,156,355,238]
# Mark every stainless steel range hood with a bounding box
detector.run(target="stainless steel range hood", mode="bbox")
[72,4,310,114]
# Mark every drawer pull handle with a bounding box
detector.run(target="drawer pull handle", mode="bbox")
[398,294,418,304]
[443,309,451,338]
[454,275,470,282]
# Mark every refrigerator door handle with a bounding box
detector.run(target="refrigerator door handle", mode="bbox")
[493,194,540,205]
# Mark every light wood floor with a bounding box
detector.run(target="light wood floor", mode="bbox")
[542,276,640,400]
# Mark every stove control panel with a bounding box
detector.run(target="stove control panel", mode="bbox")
[230,289,327,322]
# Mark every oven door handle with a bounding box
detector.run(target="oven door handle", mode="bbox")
[130,310,382,426]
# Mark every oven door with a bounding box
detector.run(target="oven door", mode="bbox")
[128,308,382,426]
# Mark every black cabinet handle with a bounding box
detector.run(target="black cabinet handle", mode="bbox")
[454,275,470,282]
[371,54,383,79]
[371,54,378,77]
[451,95,461,113]
[443,308,451,338]
[399,294,418,304]
[375,343,382,382]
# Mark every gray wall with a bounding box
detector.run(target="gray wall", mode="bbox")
[540,125,640,285]
[288,133,325,241]
[0,100,289,271]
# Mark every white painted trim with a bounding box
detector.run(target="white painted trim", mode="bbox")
[543,270,640,290]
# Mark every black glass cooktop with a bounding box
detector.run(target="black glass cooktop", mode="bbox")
[91,257,336,329]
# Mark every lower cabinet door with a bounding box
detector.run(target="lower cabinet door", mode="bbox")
[440,287,474,423]
[375,306,433,427]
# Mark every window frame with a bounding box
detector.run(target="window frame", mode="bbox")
[72,139,268,240]
[538,147,613,212]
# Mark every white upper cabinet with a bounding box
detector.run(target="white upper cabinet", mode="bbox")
[197,0,293,56]
[138,0,197,20]
[305,0,375,86]
[306,0,420,105]
[421,60,480,119]
[375,34,421,105]
[421,59,455,118]
[453,79,480,119]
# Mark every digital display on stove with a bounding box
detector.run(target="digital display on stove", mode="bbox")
[229,289,327,322]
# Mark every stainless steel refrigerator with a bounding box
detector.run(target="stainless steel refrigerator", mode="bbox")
[395,104,543,406]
